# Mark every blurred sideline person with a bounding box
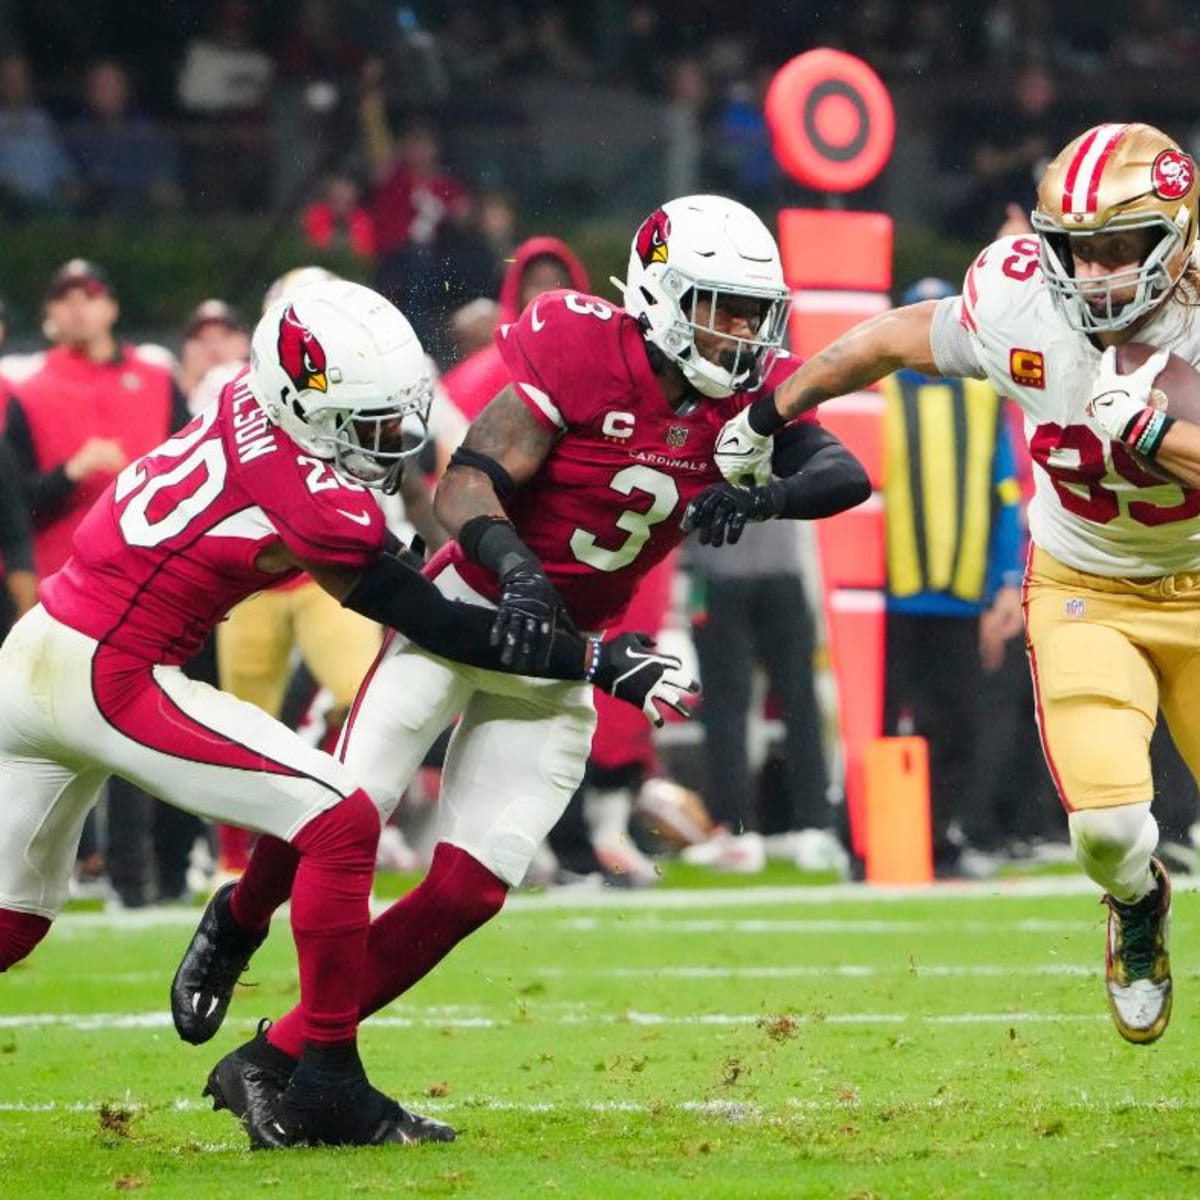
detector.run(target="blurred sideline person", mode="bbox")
[713,122,1200,1048]
[4,258,194,907]
[879,276,1026,878]
[173,195,868,1128]
[681,517,845,876]
[0,279,676,1149]
[0,297,36,643]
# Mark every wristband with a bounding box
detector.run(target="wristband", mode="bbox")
[584,636,604,683]
[746,390,788,437]
[1135,410,1175,460]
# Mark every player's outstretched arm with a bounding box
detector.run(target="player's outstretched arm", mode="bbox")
[714,302,941,486]
[684,423,870,546]
[304,545,697,724]
[435,386,568,673]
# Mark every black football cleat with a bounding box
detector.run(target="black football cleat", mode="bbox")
[203,1020,295,1130]
[247,1075,457,1150]
[171,882,269,1045]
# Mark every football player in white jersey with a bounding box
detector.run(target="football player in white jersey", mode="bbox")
[713,122,1200,1046]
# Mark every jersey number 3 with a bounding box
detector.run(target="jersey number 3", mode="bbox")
[570,465,678,572]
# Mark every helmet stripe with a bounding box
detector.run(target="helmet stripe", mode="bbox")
[1062,124,1128,217]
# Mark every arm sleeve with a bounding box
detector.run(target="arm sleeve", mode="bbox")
[767,421,872,519]
[0,440,34,573]
[341,547,588,680]
[930,297,987,379]
[3,394,75,518]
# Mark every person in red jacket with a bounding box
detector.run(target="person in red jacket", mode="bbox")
[3,258,193,908]
[5,259,188,579]
[441,235,591,423]
[301,171,375,262]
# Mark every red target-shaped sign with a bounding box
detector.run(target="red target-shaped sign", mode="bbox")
[765,49,895,193]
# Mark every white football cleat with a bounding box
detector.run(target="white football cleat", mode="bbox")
[1102,857,1172,1044]
[680,829,766,874]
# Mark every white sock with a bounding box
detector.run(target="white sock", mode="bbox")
[1069,802,1158,903]
[584,787,635,846]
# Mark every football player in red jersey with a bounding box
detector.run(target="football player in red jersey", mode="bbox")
[180,195,870,1134]
[0,279,692,1149]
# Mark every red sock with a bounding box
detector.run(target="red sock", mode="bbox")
[228,835,300,933]
[0,908,51,971]
[217,823,253,872]
[287,789,379,1045]
[268,841,507,1058]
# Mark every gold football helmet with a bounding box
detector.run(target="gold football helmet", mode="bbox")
[1031,123,1197,332]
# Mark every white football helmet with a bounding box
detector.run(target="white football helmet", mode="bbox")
[1032,123,1198,333]
[615,194,790,398]
[247,280,432,493]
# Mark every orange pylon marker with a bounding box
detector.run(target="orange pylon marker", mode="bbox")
[864,736,933,885]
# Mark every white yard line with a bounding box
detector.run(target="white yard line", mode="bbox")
[0,962,1098,986]
[45,872,1167,935]
[4,1089,1182,1120]
[0,1009,1106,1032]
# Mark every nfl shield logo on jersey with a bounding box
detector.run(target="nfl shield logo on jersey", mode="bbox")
[665,425,689,448]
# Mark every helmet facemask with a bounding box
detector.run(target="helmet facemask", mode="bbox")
[303,377,433,494]
[1033,209,1189,333]
[666,276,791,397]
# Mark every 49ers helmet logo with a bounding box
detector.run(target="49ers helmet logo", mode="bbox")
[1152,149,1195,201]
[635,209,671,267]
[277,303,328,393]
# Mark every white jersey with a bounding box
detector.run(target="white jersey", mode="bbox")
[953,234,1200,578]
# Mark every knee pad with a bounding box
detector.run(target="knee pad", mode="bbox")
[1069,802,1157,899]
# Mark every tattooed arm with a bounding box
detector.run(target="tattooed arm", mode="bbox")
[714,302,943,486]
[434,386,558,533]
[434,386,566,671]
[773,301,941,420]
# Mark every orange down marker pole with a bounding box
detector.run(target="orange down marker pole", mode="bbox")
[767,50,931,880]
[864,738,933,884]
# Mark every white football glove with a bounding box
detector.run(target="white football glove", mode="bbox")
[587,633,700,728]
[713,408,774,487]
[1086,346,1169,441]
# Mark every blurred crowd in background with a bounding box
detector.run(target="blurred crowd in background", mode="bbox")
[1,0,1199,904]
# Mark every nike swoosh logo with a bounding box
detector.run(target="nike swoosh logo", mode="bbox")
[337,508,373,526]
[530,301,546,332]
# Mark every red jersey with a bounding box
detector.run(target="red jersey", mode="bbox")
[432,288,807,630]
[40,371,386,665]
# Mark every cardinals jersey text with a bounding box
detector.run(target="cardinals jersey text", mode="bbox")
[40,371,386,664]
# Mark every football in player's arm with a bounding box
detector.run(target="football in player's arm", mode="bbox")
[714,122,1200,1049]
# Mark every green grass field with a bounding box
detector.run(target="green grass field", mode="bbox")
[3,870,1199,1199]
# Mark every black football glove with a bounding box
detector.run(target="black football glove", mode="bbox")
[586,632,700,728]
[491,563,563,673]
[681,481,783,547]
